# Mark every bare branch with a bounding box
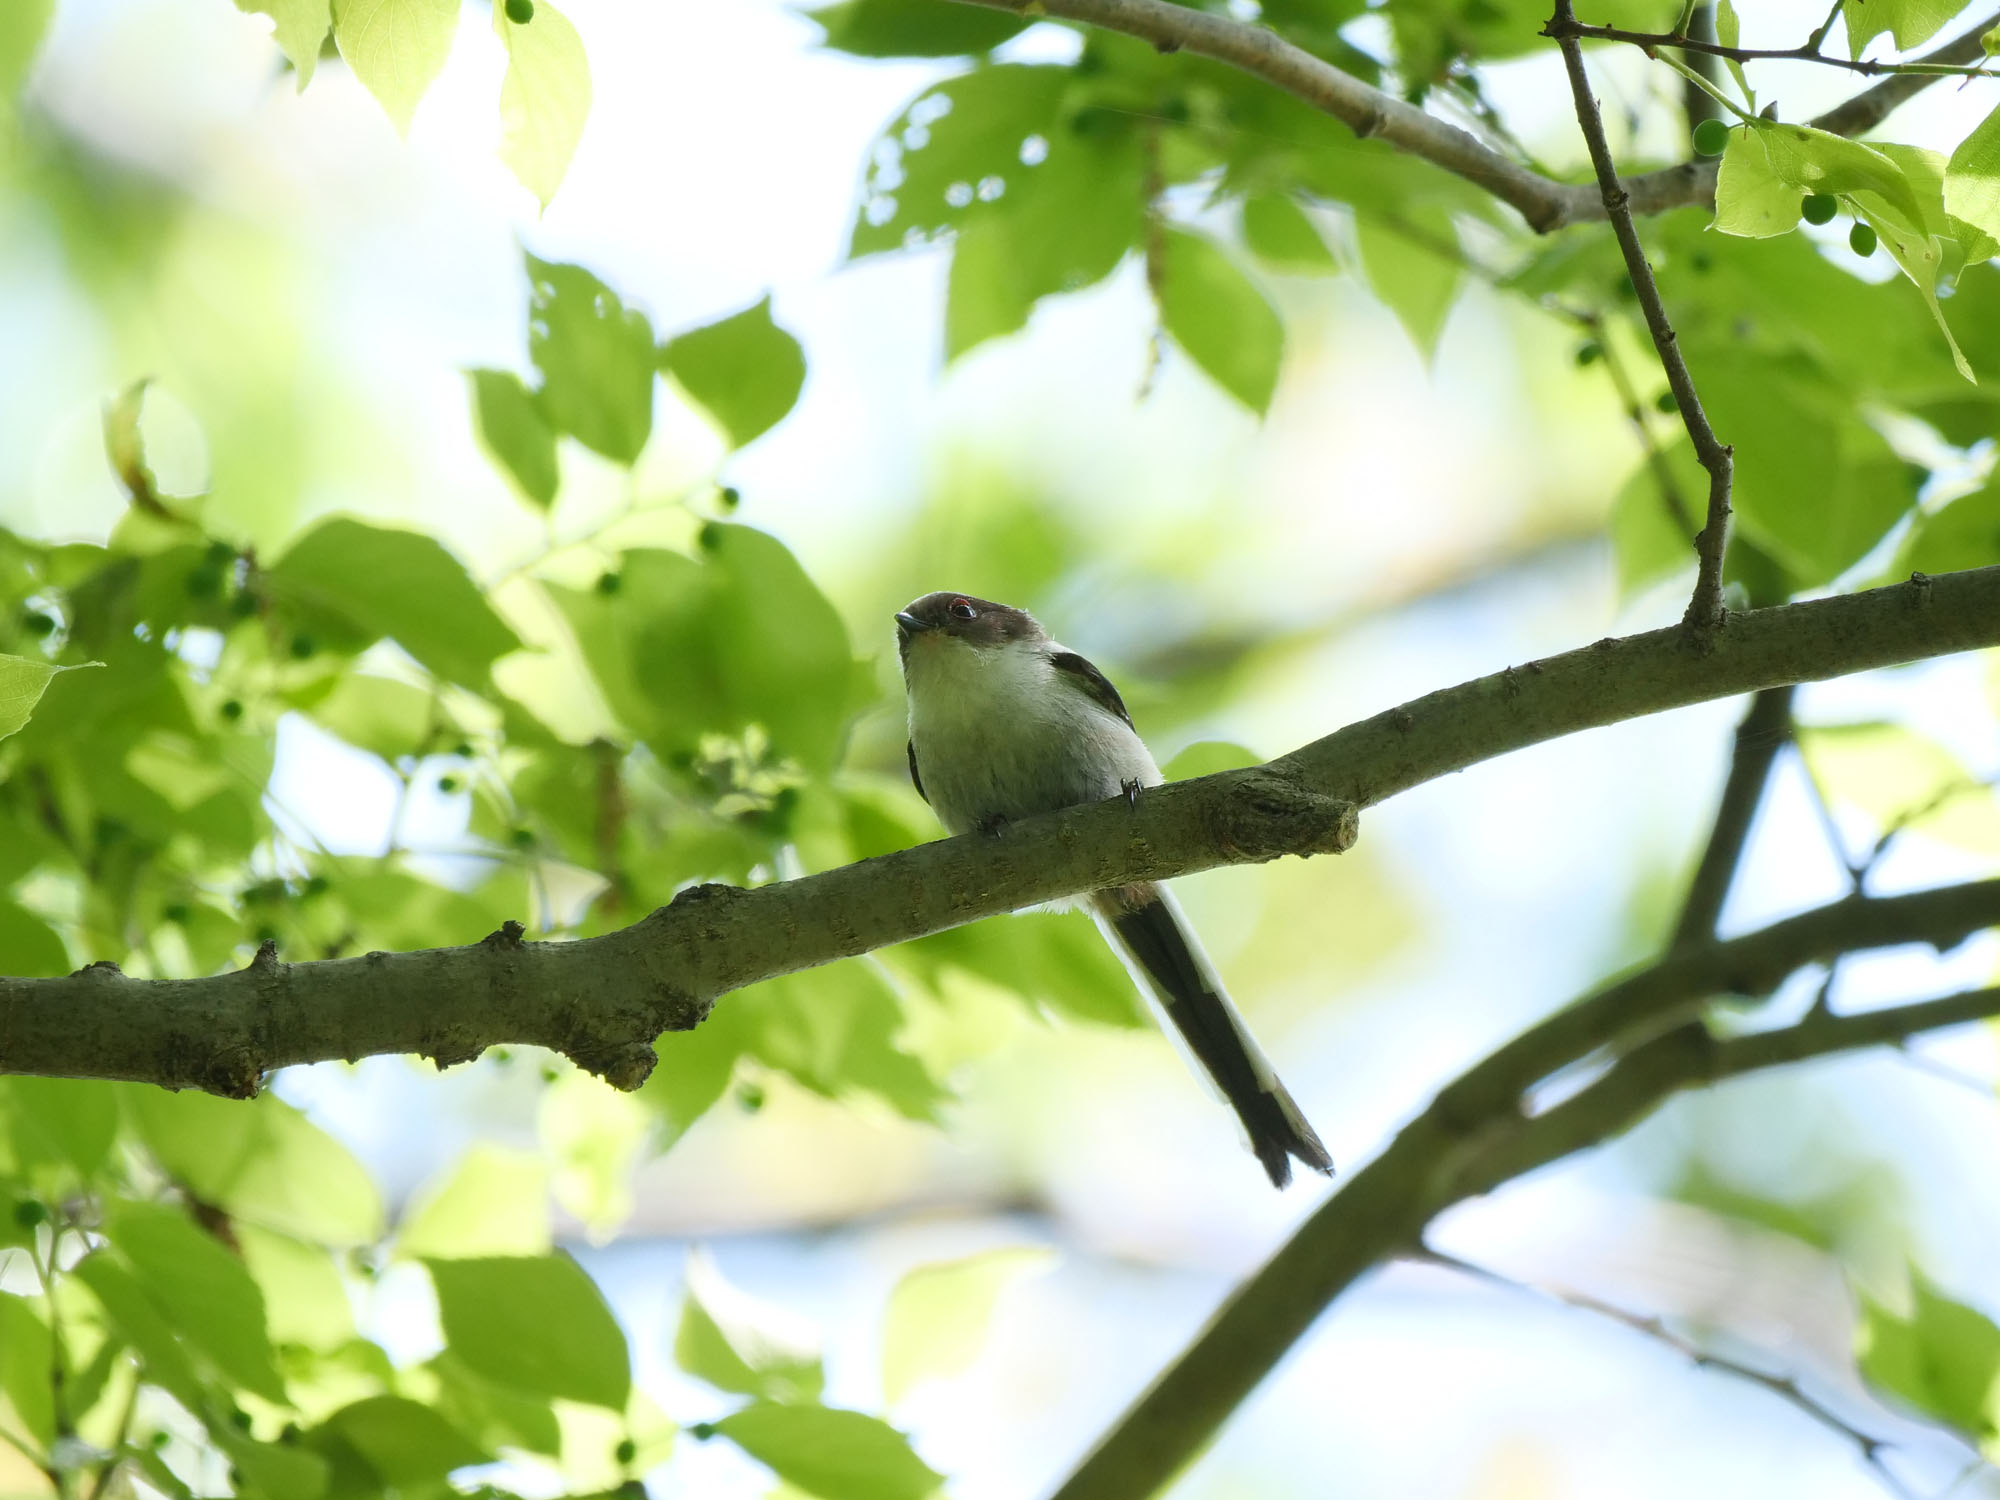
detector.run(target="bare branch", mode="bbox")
[1552,0,1734,637]
[1672,685,1795,946]
[1549,13,2000,81]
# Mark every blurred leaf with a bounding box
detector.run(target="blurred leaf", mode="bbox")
[70,1254,206,1409]
[734,961,947,1119]
[0,1078,120,1180]
[1714,127,1802,238]
[0,901,67,978]
[267,517,522,689]
[1,655,95,742]
[1797,721,2000,850]
[101,1198,287,1404]
[426,1350,564,1456]
[1241,194,1337,273]
[429,1254,631,1409]
[397,1144,551,1260]
[1857,1273,2000,1440]
[893,910,1145,1028]
[1902,484,2000,575]
[1608,439,1706,597]
[495,0,591,210]
[1156,227,1284,414]
[1713,0,1752,109]
[236,1225,355,1351]
[660,297,808,450]
[331,0,459,134]
[1356,207,1460,358]
[469,369,560,510]
[323,1395,491,1485]
[539,1069,651,1238]
[881,1247,1051,1406]
[0,0,55,97]
[1947,105,2000,254]
[127,1088,384,1246]
[0,1293,54,1446]
[307,671,442,760]
[236,0,332,90]
[809,0,1028,56]
[526,254,657,464]
[1162,740,1260,780]
[219,1430,330,1500]
[674,1247,824,1404]
[714,1402,942,1500]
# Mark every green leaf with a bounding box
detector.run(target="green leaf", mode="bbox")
[1797,721,2000,851]
[0,900,67,978]
[235,0,333,89]
[0,655,97,742]
[127,1086,384,1246]
[1714,127,1802,238]
[893,908,1145,1029]
[0,1078,120,1180]
[70,1254,206,1410]
[1901,483,2000,574]
[0,0,55,98]
[1162,740,1261,780]
[494,0,591,210]
[425,1351,564,1456]
[236,1225,355,1351]
[1850,197,1974,382]
[674,1248,824,1404]
[548,527,858,772]
[331,0,459,134]
[322,1396,491,1485]
[1846,0,1962,57]
[1946,104,2000,256]
[733,961,947,1120]
[1355,208,1461,357]
[267,517,523,688]
[809,0,1028,56]
[219,1431,330,1500]
[101,1199,287,1404]
[397,1144,551,1260]
[526,254,657,463]
[881,1247,1051,1406]
[0,1294,54,1446]
[469,369,560,509]
[428,1254,631,1409]
[660,297,808,449]
[1857,1272,2000,1440]
[1156,227,1284,414]
[1712,0,1753,110]
[1607,439,1705,597]
[715,1403,942,1500]
[1748,121,1926,232]
[539,1068,650,1237]
[307,672,444,761]
[1241,194,1337,273]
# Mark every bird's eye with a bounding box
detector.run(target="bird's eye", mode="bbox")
[949,598,977,621]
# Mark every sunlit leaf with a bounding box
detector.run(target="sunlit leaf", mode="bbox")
[810,0,1028,56]
[1845,0,1962,58]
[539,1069,651,1238]
[0,655,97,742]
[1946,104,2000,257]
[495,0,591,210]
[469,368,560,509]
[332,0,459,135]
[881,1247,1052,1406]
[1156,227,1284,414]
[1798,720,2000,851]
[1355,206,1460,358]
[0,1294,54,1446]
[659,297,808,450]
[321,1395,492,1485]
[1857,1272,2000,1441]
[236,0,333,89]
[526,254,657,463]
[0,0,55,98]
[429,1254,631,1409]
[397,1143,552,1260]
[1241,194,1337,273]
[714,1402,943,1500]
[1714,127,1801,238]
[674,1247,824,1404]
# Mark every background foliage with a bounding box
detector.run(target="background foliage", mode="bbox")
[10,0,2000,1496]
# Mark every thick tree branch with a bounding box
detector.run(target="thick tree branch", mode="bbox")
[1553,0,1734,635]
[1046,952,2000,1500]
[1671,684,1794,946]
[5,566,2000,1093]
[947,0,2000,230]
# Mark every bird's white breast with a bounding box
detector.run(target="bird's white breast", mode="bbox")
[903,635,1159,837]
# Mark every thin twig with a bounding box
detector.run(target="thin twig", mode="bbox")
[1550,0,1734,640]
[1672,686,1794,947]
[1411,1247,1929,1500]
[1550,15,2000,80]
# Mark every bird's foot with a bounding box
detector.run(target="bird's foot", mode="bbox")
[975,812,1011,838]
[1121,778,1143,810]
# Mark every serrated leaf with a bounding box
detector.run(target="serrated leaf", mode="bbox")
[526,254,656,464]
[659,297,808,450]
[1156,227,1284,413]
[495,0,590,209]
[126,1088,383,1246]
[397,1144,551,1260]
[674,1248,823,1403]
[331,0,458,135]
[428,1255,631,1409]
[267,517,523,688]
[469,369,559,508]
[1241,194,1336,272]
[881,1247,1051,1406]
[1714,127,1802,237]
[1846,0,1962,57]
[101,1199,287,1404]
[236,0,332,89]
[714,1403,942,1500]
[1355,207,1461,358]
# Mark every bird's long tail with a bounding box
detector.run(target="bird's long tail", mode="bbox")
[1092,883,1332,1188]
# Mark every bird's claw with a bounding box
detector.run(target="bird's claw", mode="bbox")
[1122,778,1143,810]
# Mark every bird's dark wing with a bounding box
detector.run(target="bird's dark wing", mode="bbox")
[906,739,927,804]
[1049,649,1133,729]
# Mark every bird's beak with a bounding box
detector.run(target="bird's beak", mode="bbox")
[895,611,930,637]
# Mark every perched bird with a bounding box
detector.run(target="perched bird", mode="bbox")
[895,590,1332,1188]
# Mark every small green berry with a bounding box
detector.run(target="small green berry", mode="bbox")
[1801,193,1838,225]
[1575,342,1602,367]
[437,775,460,794]
[229,589,260,617]
[12,1199,47,1229]
[290,633,316,659]
[615,1438,638,1465]
[511,827,536,849]
[205,540,236,565]
[186,564,223,598]
[1850,221,1878,256]
[1691,118,1730,158]
[21,611,54,636]
[717,485,741,511]
[595,572,622,596]
[1656,390,1679,414]
[505,0,534,21]
[736,1081,766,1113]
[688,1422,717,1442]
[163,903,191,924]
[220,698,244,722]
[149,1431,170,1450]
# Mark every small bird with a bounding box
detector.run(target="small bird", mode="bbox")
[895,590,1332,1188]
